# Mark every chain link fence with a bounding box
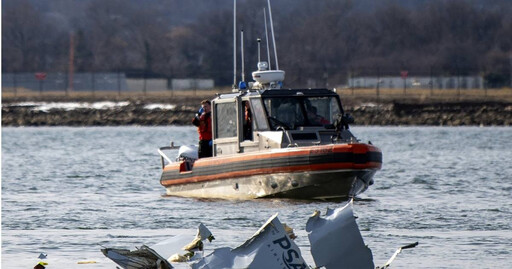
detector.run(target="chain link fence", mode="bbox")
[2,70,511,101]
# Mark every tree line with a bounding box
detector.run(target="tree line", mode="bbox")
[2,0,511,87]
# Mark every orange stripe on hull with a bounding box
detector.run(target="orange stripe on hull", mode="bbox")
[163,143,381,172]
[161,161,381,186]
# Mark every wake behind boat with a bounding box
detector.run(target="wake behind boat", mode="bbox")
[157,0,382,200]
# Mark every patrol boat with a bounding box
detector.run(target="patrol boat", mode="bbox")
[157,0,382,200]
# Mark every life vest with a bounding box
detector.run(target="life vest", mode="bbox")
[197,113,212,141]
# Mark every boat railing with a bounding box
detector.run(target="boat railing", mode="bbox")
[158,142,180,168]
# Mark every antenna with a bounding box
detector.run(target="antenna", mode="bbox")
[241,29,245,82]
[263,8,272,70]
[267,0,279,70]
[233,0,237,88]
[257,38,261,62]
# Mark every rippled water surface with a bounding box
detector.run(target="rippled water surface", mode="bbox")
[2,126,511,268]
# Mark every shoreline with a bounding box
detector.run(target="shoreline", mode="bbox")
[3,99,511,126]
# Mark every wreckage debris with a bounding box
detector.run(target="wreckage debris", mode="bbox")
[34,261,48,269]
[101,223,214,269]
[190,213,307,269]
[306,203,374,269]
[377,242,419,269]
[34,252,48,269]
[101,201,418,269]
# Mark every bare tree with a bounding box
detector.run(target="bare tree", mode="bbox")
[2,0,52,71]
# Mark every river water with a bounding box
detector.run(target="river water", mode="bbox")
[2,126,511,268]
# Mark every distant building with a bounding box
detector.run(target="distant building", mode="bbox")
[126,78,167,92]
[171,79,214,90]
[2,72,128,92]
[348,76,484,89]
[2,73,215,92]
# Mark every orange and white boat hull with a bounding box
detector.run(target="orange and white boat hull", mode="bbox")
[160,143,382,200]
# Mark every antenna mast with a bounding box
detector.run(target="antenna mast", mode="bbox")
[257,38,261,62]
[263,8,272,70]
[233,0,237,88]
[267,0,279,70]
[241,29,245,82]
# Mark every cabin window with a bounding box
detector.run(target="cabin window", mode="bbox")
[262,96,342,129]
[215,102,237,138]
[250,99,268,130]
[329,98,341,122]
[264,97,305,130]
[305,97,341,124]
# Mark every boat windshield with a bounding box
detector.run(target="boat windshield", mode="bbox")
[263,96,341,130]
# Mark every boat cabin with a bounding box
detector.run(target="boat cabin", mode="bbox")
[211,88,356,156]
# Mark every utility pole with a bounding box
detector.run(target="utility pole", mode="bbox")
[401,70,408,95]
[67,32,75,95]
[429,66,433,96]
[13,73,17,97]
[376,68,380,100]
[509,53,512,88]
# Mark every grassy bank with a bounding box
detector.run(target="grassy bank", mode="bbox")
[2,87,512,104]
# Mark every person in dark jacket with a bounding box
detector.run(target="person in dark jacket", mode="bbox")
[243,101,253,140]
[192,100,212,158]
